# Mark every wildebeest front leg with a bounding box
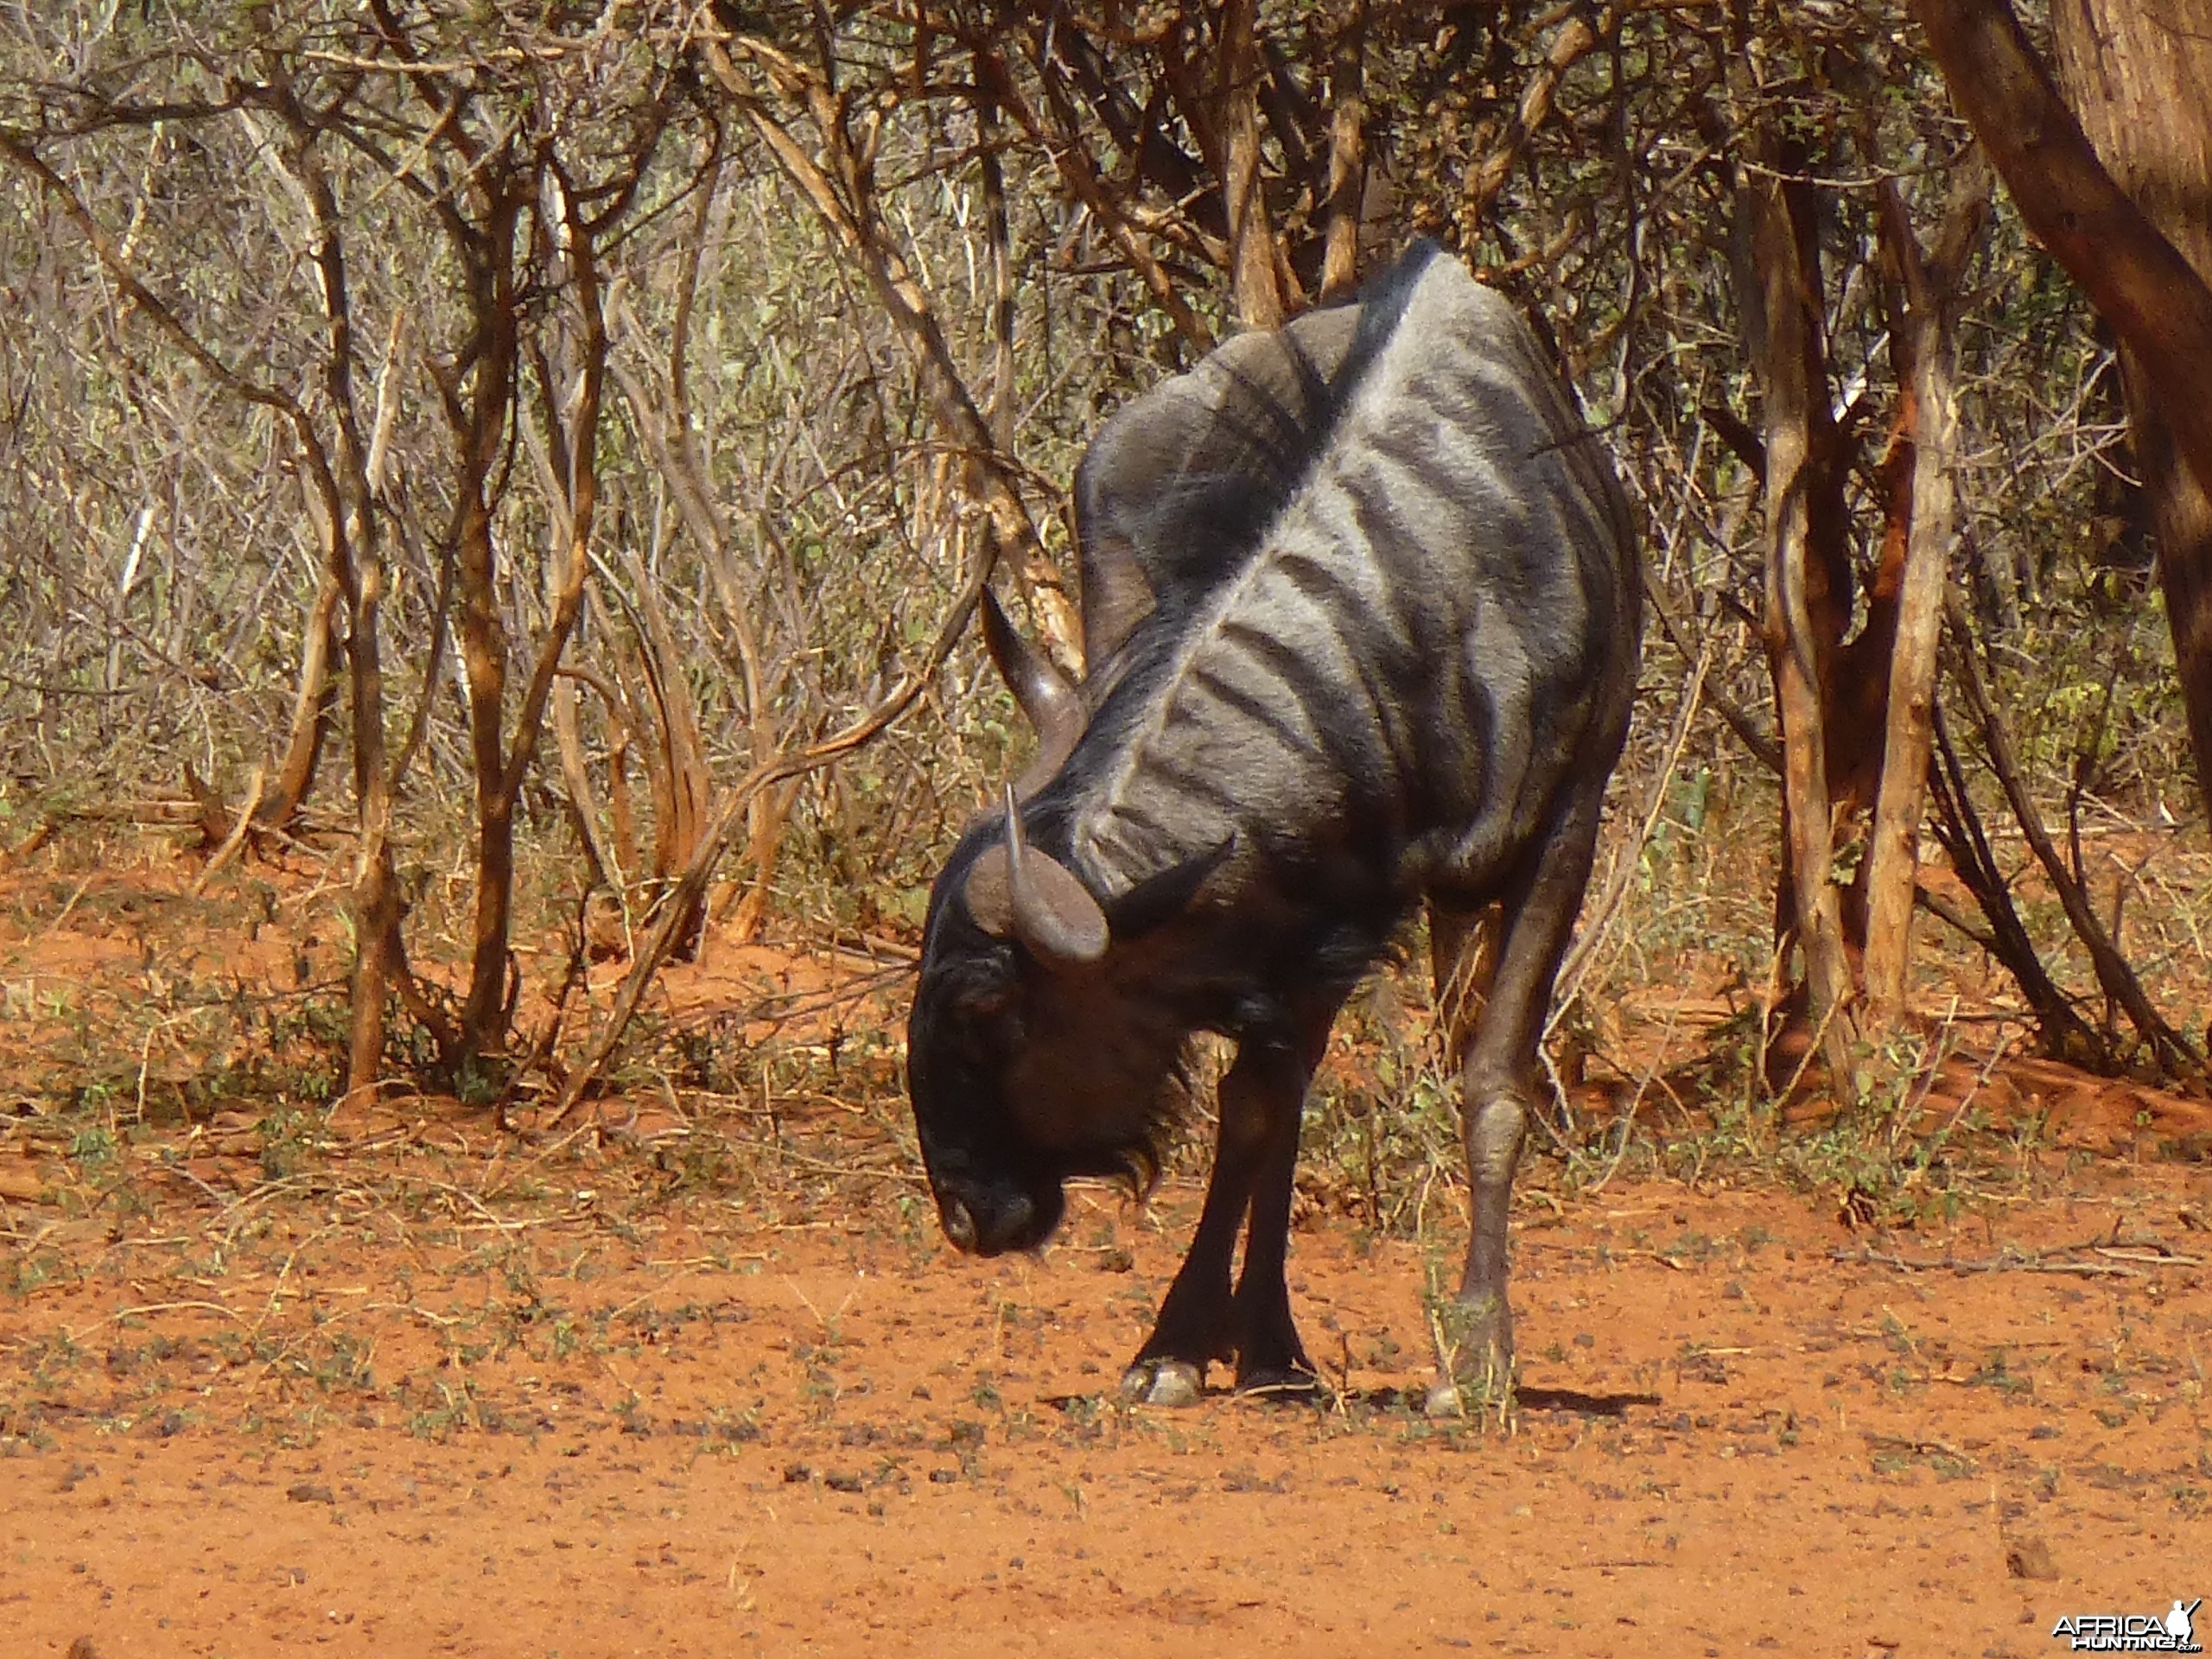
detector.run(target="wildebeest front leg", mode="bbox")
[1226,1014,1335,1398]
[1121,1009,1333,1407]
[1427,788,1605,1418]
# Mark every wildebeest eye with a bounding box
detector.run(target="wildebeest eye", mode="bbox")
[969,966,1022,1021]
[944,976,1022,1063]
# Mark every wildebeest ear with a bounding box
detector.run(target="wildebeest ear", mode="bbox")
[963,844,1015,938]
[1105,836,1236,943]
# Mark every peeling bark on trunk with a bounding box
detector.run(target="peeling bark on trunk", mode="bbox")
[258,570,340,833]
[1220,0,1285,330]
[1915,0,2212,831]
[1910,0,2212,477]
[1320,0,1367,300]
[1751,171,1862,1084]
[2048,0,2212,833]
[451,201,522,1058]
[1862,158,1993,1019]
[1859,367,1952,1019]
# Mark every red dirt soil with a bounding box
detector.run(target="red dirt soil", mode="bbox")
[1,849,2209,1656]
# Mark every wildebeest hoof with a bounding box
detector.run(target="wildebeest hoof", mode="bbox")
[941,1199,977,1252]
[1120,1359,1204,1408]
[1425,1365,1511,1420]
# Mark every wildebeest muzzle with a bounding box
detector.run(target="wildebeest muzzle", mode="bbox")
[935,1175,1062,1256]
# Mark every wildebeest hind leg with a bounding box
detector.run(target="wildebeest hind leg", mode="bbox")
[1426,785,1605,1418]
[1121,1010,1332,1407]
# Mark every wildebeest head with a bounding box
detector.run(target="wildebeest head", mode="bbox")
[907,292,1373,1259]
[906,600,1224,1257]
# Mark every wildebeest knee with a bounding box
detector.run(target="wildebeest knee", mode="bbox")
[1464,1091,1526,1185]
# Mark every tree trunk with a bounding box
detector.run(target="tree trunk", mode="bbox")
[1913,0,2212,834]
[1751,170,1863,1084]
[1862,158,1993,1018]
[1320,0,1367,300]
[617,548,711,961]
[293,136,403,1107]
[1910,0,2212,483]
[455,486,517,1059]
[258,569,340,832]
[1219,0,1285,329]
[2048,0,2212,832]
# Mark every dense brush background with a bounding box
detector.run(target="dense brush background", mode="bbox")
[1,0,2204,1219]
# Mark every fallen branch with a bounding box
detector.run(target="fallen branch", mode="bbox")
[190,766,266,896]
[0,819,54,869]
[1828,1245,2152,1279]
[1863,1432,1976,1466]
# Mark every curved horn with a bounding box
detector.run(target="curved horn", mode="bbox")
[1002,786,1109,964]
[1076,525,1157,669]
[981,590,1084,787]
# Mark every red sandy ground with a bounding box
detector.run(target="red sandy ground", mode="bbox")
[1,849,2208,1656]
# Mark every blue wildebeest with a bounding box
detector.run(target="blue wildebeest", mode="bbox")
[905,241,1642,1412]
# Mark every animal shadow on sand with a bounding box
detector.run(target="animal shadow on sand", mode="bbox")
[1331,1382,1664,1417]
[1510,1384,1665,1416]
[1040,1383,1664,1415]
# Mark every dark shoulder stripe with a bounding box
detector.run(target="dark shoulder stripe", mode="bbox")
[1138,749,1242,810]
[1269,545,1376,629]
[1105,799,1175,843]
[1189,658,1329,760]
[1326,488,1431,676]
[1363,419,1471,512]
[1217,614,1404,779]
[1274,540,1427,684]
[1217,615,1338,694]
